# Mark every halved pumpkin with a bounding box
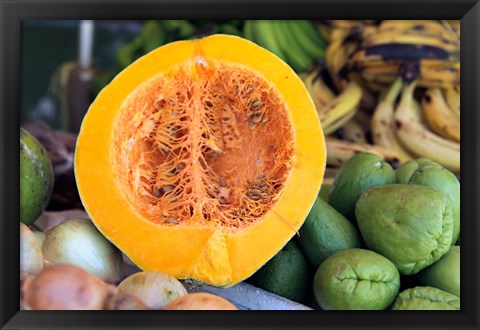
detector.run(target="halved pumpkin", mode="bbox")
[75,34,326,287]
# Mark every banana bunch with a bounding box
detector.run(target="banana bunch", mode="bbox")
[347,20,460,91]
[296,20,461,177]
[319,20,460,94]
[300,67,363,135]
[394,80,460,173]
[369,72,460,174]
[421,87,460,142]
[244,20,327,72]
[370,78,414,164]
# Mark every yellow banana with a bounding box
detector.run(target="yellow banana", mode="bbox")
[394,80,460,173]
[378,20,452,40]
[418,59,460,88]
[360,64,400,84]
[441,20,460,43]
[323,107,358,136]
[300,70,336,110]
[325,37,360,90]
[363,30,459,55]
[356,58,459,89]
[443,87,460,118]
[421,88,460,142]
[446,20,460,38]
[318,81,362,135]
[371,78,413,164]
[326,137,402,168]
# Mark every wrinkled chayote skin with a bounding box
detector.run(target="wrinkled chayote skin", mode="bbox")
[20,128,54,225]
[328,152,396,221]
[356,184,453,275]
[391,286,460,310]
[417,245,460,297]
[396,158,460,245]
[313,249,400,310]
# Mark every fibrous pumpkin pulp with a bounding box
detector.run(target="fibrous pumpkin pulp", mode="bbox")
[75,34,326,287]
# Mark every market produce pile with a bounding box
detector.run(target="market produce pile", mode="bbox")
[20,20,460,310]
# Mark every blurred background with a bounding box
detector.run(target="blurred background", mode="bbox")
[21,20,246,131]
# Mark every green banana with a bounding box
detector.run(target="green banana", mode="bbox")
[295,20,327,48]
[271,20,312,72]
[243,20,256,43]
[286,20,324,60]
[251,20,288,61]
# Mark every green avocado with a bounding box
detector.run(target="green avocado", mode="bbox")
[391,286,460,310]
[252,240,310,303]
[417,245,460,297]
[313,248,400,310]
[356,184,453,275]
[298,197,362,269]
[396,158,460,245]
[20,128,54,225]
[328,152,396,221]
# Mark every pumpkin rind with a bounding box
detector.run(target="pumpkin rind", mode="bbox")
[75,34,326,287]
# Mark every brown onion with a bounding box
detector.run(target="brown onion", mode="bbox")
[23,264,114,310]
[164,292,238,310]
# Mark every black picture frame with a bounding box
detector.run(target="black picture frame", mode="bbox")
[1,0,479,329]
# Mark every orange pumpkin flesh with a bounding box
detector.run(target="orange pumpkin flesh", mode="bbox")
[75,34,326,287]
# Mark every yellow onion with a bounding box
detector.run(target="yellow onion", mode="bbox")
[23,264,114,310]
[20,223,43,276]
[117,271,187,309]
[42,218,123,283]
[164,292,238,310]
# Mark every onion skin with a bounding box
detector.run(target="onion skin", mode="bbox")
[23,264,114,310]
[104,292,149,310]
[164,293,238,310]
[42,218,124,283]
[20,223,43,276]
[117,271,187,309]
[32,228,46,246]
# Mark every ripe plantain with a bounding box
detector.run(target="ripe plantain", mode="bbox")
[394,80,460,173]
[421,88,460,142]
[371,78,413,164]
